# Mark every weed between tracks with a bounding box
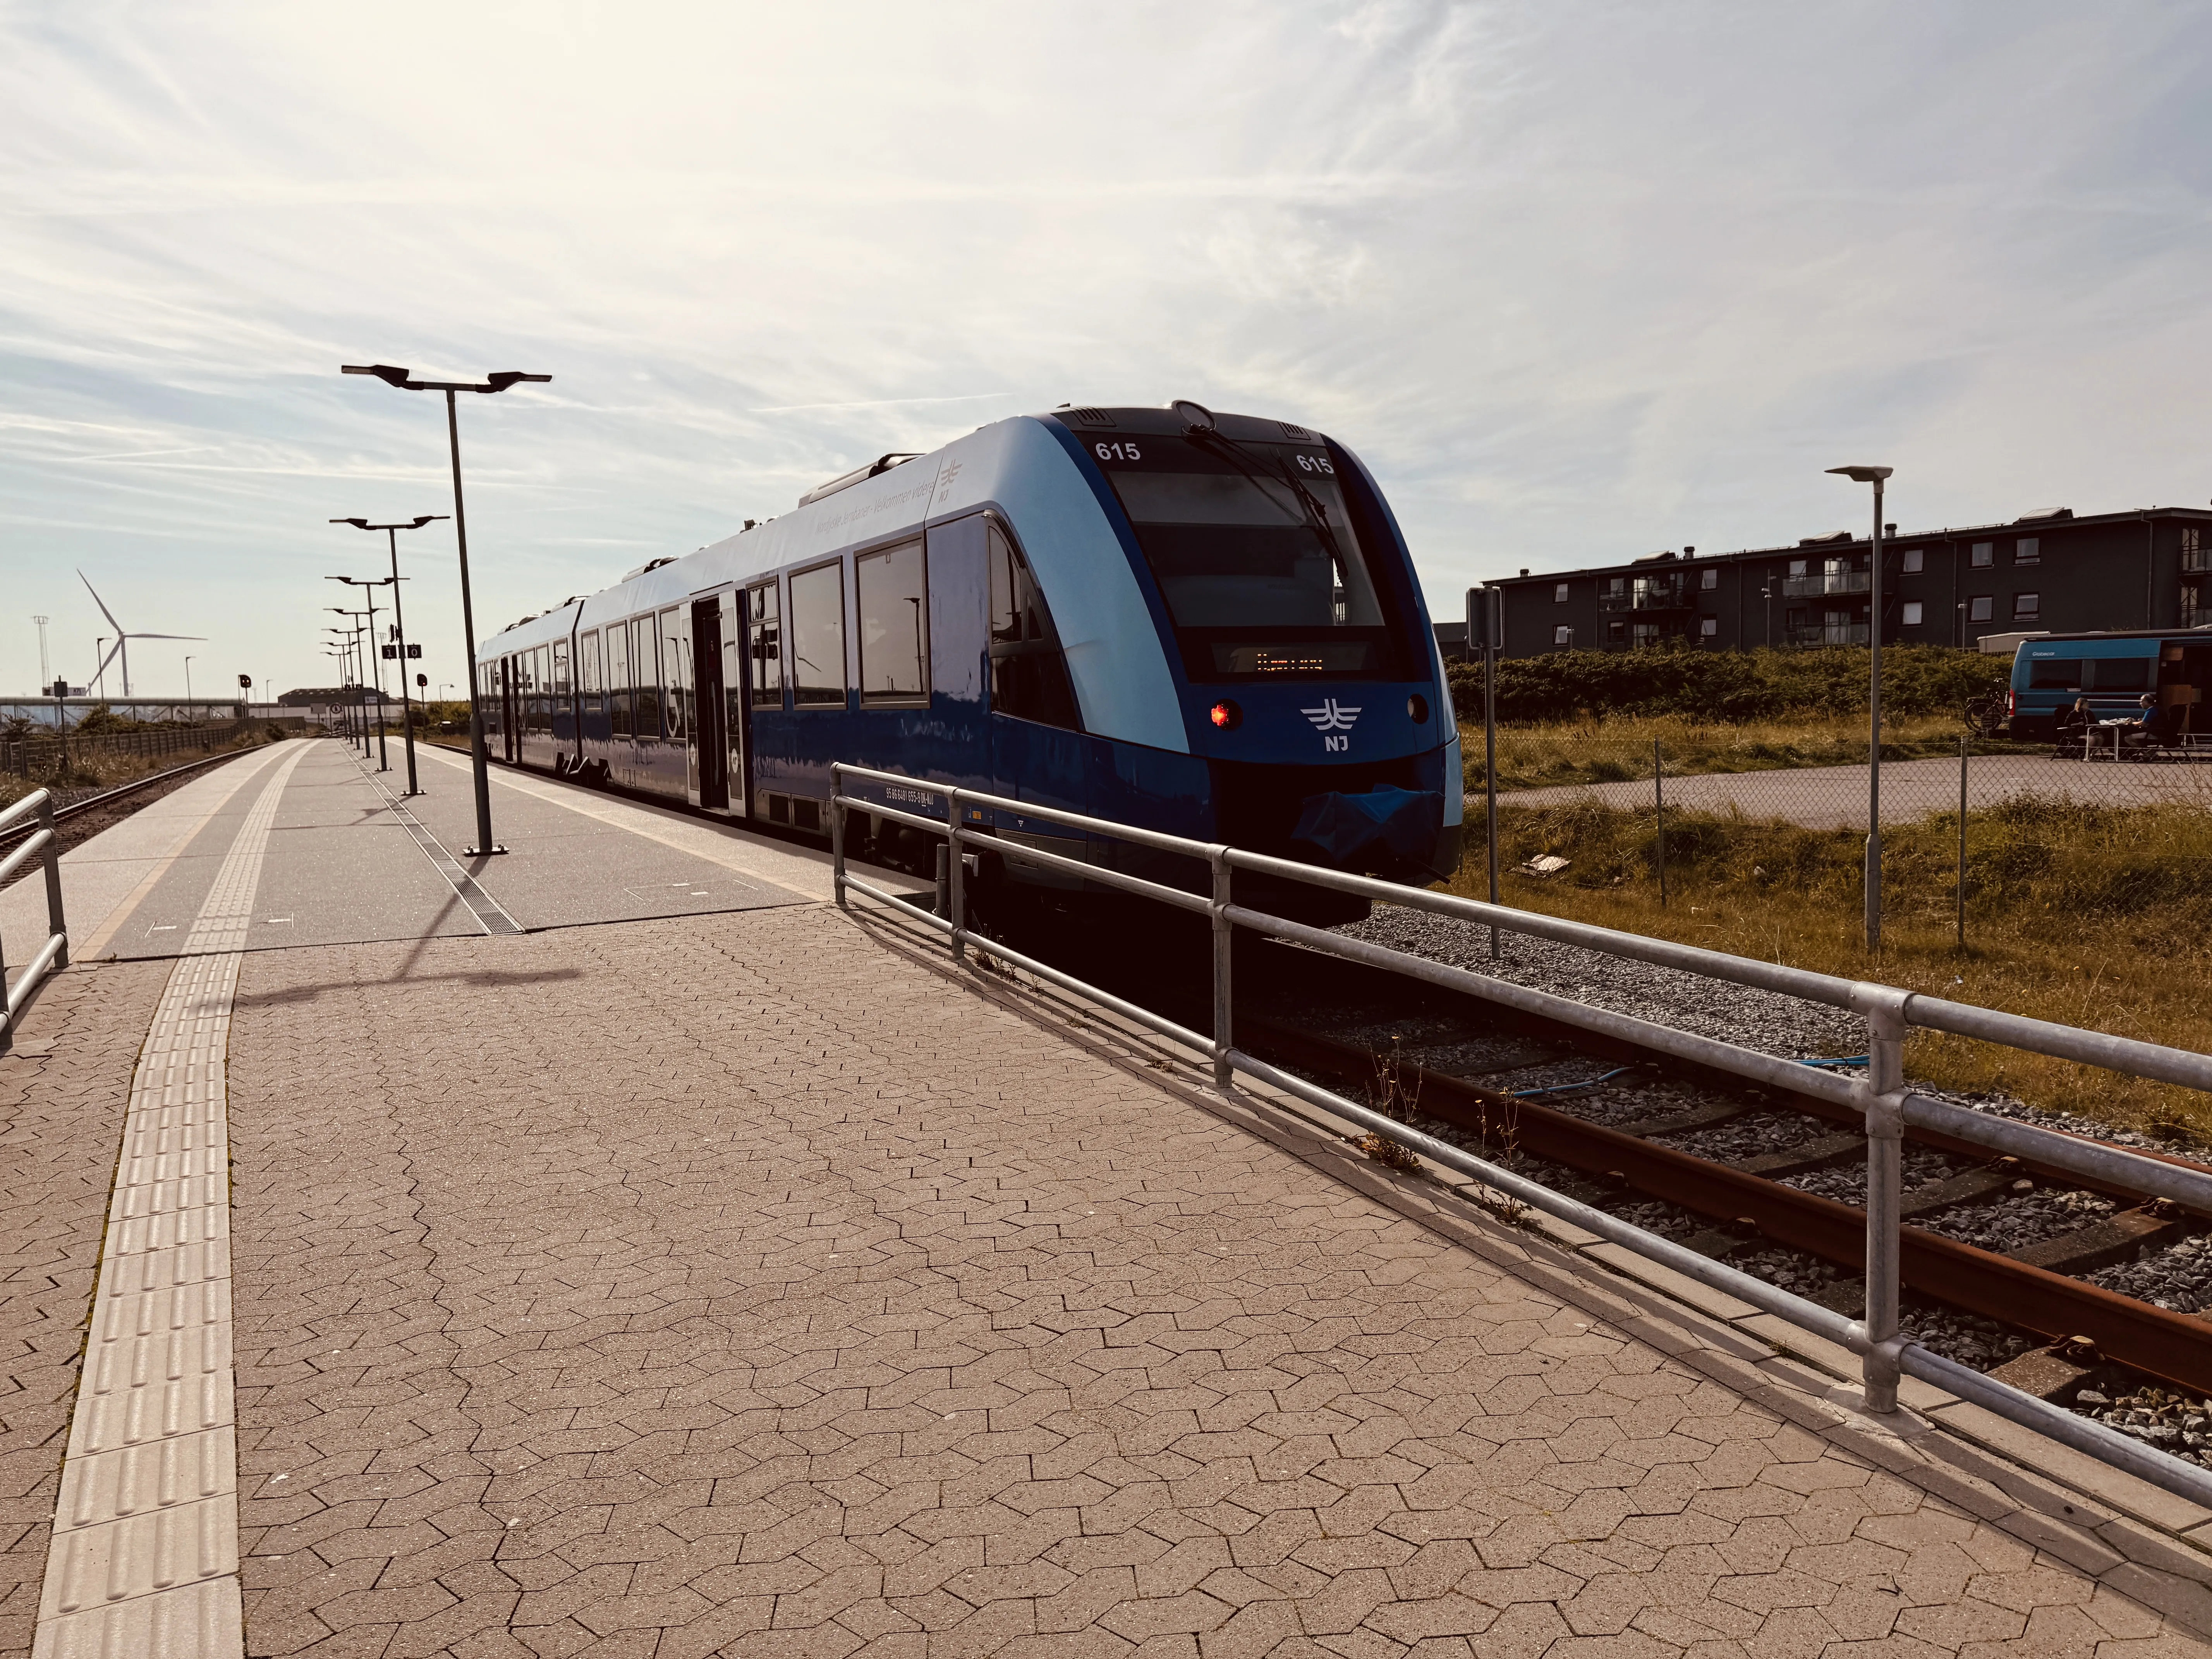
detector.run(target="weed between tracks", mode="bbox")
[1446,797,2212,1141]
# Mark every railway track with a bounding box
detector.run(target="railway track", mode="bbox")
[967,900,2212,1446]
[0,744,270,865]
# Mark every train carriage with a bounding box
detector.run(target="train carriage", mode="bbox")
[476,402,1462,913]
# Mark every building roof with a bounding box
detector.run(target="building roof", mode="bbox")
[1491,504,2212,587]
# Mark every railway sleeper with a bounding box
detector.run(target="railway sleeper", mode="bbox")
[1242,1014,2212,1395]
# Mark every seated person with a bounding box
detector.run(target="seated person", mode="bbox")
[2054,696,2094,751]
[2120,694,2166,752]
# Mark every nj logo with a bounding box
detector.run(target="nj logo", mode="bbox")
[1303,698,1360,752]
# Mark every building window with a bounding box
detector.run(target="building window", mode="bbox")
[1553,624,1573,647]
[1553,582,1569,603]
[1901,548,1923,573]
[1968,595,1994,623]
[1606,620,1626,642]
[1902,601,1924,626]
[1699,568,1717,591]
[1699,617,1717,637]
[1607,576,1625,596]
[2013,592,2040,620]
[1788,558,1807,577]
[2015,538,2040,565]
[1971,542,1994,568]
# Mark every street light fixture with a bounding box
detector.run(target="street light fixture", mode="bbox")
[341,362,551,856]
[327,608,375,757]
[328,594,388,769]
[331,515,446,796]
[1827,464,1894,953]
[323,627,361,752]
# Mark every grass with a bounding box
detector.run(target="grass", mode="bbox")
[0,726,280,813]
[1445,794,2212,1142]
[1460,712,2032,793]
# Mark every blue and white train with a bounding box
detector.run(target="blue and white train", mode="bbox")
[474,401,1461,915]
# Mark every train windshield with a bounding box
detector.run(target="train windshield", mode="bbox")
[1093,436,1392,680]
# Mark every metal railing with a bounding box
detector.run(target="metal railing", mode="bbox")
[0,789,69,1054]
[829,759,2212,1510]
[1786,621,1872,647]
[1782,570,1871,598]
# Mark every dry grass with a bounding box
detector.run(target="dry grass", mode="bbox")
[0,727,278,812]
[1450,796,2212,1144]
[1461,712,2023,793]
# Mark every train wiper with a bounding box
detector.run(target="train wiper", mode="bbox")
[1187,428,1353,585]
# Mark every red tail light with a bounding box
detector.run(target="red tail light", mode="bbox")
[2007,688,2016,715]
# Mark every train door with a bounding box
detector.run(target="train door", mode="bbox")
[690,594,731,810]
[982,515,1088,874]
[720,589,746,817]
[606,618,634,787]
[500,656,519,763]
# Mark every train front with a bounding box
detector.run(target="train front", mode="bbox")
[1061,404,1461,901]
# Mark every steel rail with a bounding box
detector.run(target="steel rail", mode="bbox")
[1243,1015,2212,1396]
[826,761,2212,1508]
[0,742,266,846]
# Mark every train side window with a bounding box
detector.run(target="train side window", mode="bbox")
[580,630,601,697]
[789,561,847,708]
[552,638,571,696]
[987,520,1080,730]
[659,606,690,742]
[857,538,929,706]
[607,619,631,737]
[631,615,663,738]
[748,581,783,710]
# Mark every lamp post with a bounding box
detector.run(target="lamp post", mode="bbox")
[184,656,194,712]
[1827,464,1894,953]
[327,610,374,757]
[331,516,445,797]
[330,575,404,775]
[328,599,385,768]
[323,629,358,752]
[342,363,551,856]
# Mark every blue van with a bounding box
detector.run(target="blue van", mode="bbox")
[2008,629,2212,742]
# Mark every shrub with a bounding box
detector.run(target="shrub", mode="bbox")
[1447,643,2008,725]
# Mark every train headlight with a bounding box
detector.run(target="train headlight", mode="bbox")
[1209,700,1242,730]
[1407,694,1429,723]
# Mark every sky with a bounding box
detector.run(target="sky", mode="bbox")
[5,0,2212,700]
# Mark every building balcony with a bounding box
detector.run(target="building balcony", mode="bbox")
[1781,571,1870,598]
[1786,622,1872,647]
[2183,546,2212,574]
[1597,583,1693,613]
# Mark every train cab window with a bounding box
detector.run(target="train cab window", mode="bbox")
[1090,435,1393,681]
[607,620,631,737]
[630,615,662,739]
[659,606,690,742]
[748,581,783,710]
[857,538,929,706]
[988,520,1080,729]
[788,561,847,708]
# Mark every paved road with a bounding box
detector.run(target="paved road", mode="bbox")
[3,738,2207,1656]
[1486,753,2212,830]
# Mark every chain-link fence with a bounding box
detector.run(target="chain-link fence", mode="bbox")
[1461,722,2212,953]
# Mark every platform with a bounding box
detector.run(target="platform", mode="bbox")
[3,737,2210,1658]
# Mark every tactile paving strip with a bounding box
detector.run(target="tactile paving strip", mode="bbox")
[33,744,309,1659]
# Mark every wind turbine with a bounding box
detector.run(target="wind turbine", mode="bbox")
[79,572,203,700]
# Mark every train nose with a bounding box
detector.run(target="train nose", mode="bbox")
[1290,785,1443,865]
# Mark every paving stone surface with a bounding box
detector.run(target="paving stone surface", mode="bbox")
[0,958,172,1658]
[215,905,2212,1659]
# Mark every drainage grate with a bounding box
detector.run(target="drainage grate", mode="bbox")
[350,758,521,935]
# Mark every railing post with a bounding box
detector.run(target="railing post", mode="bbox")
[1209,847,1233,1089]
[1956,737,1968,950]
[38,794,66,970]
[947,788,966,962]
[1854,983,1910,1413]
[1654,738,1667,907]
[830,766,848,911]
